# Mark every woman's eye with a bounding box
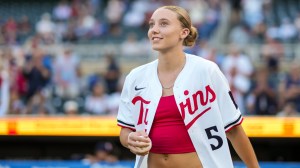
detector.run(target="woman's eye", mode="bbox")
[160,22,167,26]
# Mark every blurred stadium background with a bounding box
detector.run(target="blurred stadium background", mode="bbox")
[0,0,300,167]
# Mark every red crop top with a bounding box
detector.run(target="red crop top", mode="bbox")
[149,95,196,154]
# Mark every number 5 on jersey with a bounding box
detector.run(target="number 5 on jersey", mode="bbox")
[205,126,223,151]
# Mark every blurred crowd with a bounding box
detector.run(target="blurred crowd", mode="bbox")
[229,0,300,45]
[0,0,300,117]
[187,0,300,116]
[0,46,122,116]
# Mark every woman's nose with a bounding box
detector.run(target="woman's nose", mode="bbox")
[150,25,159,34]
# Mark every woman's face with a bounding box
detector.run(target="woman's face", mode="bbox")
[148,8,187,52]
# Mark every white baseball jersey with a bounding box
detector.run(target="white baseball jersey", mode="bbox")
[117,53,243,168]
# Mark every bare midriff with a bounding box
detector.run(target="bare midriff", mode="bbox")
[148,152,203,168]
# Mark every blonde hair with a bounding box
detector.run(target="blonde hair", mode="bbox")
[162,6,198,47]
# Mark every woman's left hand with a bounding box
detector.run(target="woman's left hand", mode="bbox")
[127,130,152,156]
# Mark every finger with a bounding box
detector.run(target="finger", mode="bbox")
[136,141,151,148]
[131,146,150,156]
[136,136,150,143]
[128,133,150,143]
[136,130,148,137]
[128,132,139,143]
[128,140,151,148]
[129,145,145,155]
[129,141,151,153]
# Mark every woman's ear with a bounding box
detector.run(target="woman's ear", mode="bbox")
[180,28,190,39]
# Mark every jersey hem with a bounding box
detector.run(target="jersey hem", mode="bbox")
[117,123,136,131]
[225,117,243,132]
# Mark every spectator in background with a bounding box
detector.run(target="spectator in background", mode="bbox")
[251,22,266,43]
[63,100,79,116]
[221,44,254,113]
[0,60,10,116]
[83,141,118,164]
[241,0,264,29]
[84,81,109,115]
[107,75,125,116]
[2,48,27,99]
[7,90,25,115]
[229,0,242,24]
[53,20,68,43]
[53,0,72,22]
[265,54,283,92]
[25,91,56,115]
[0,17,5,44]
[105,0,124,26]
[122,0,146,28]
[261,35,284,61]
[279,63,300,112]
[196,40,210,58]
[62,19,78,42]
[53,46,81,99]
[203,47,224,68]
[36,13,56,44]
[87,0,101,16]
[277,101,299,117]
[17,15,32,43]
[120,33,143,58]
[228,22,251,47]
[246,67,278,115]
[87,71,103,94]
[75,4,97,39]
[18,15,31,34]
[1,49,26,116]
[266,23,281,40]
[197,0,221,40]
[197,42,224,67]
[261,0,272,25]
[23,49,51,102]
[104,54,120,94]
[180,0,207,28]
[3,17,18,44]
[69,0,81,19]
[104,0,125,36]
[279,18,297,43]
[294,13,300,40]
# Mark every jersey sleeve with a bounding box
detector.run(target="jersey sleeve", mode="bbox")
[210,64,243,132]
[117,75,136,131]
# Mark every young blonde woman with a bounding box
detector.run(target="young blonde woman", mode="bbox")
[117,5,259,168]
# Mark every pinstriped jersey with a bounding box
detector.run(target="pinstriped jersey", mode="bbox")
[117,53,243,168]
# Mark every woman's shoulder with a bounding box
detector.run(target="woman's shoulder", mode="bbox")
[186,53,218,70]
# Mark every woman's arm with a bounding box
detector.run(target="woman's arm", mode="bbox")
[120,128,152,156]
[226,125,260,168]
[120,127,133,148]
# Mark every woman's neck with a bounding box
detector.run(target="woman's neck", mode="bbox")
[158,50,186,72]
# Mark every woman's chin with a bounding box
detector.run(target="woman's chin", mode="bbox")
[152,46,164,51]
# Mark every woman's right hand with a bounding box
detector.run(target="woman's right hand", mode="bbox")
[127,130,152,156]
